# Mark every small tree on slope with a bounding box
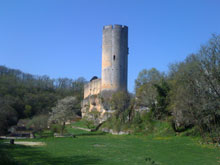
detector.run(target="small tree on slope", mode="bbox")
[49,96,79,135]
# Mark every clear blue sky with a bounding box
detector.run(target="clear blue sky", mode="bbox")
[1,0,220,92]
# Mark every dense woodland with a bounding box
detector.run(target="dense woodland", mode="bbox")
[0,34,219,143]
[0,66,86,134]
[104,34,220,143]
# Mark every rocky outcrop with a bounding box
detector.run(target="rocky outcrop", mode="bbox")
[81,94,115,124]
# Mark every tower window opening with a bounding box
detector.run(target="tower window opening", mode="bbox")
[113,55,116,61]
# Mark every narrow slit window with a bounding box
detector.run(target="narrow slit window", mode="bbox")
[113,55,116,61]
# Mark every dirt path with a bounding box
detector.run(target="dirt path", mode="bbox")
[5,141,46,146]
[72,126,91,132]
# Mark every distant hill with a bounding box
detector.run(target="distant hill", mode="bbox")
[0,65,86,135]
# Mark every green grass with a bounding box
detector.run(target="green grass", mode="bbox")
[71,120,89,128]
[1,123,220,165]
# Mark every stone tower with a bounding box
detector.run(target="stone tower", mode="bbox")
[82,25,129,120]
[101,25,128,93]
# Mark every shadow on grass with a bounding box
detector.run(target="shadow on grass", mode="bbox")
[76,132,107,137]
[34,131,107,139]
[0,142,102,165]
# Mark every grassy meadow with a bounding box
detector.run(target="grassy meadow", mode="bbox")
[1,122,220,165]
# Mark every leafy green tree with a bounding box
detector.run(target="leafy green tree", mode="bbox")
[0,97,18,135]
[24,105,32,117]
[135,68,163,92]
[153,79,170,119]
[27,114,49,137]
[135,68,163,109]
[168,34,220,142]
[109,91,132,128]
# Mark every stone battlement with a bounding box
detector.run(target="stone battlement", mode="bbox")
[103,24,128,30]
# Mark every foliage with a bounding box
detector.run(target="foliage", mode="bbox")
[152,79,170,119]
[24,105,32,117]
[131,34,220,143]
[0,98,17,135]
[135,68,163,109]
[50,124,67,134]
[135,68,163,92]
[26,114,49,137]
[83,118,96,130]
[134,68,170,126]
[102,91,133,132]
[168,35,220,142]
[0,65,86,134]
[48,96,79,135]
[110,91,130,115]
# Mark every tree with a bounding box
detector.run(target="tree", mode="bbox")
[135,68,163,92]
[110,91,131,124]
[0,65,85,127]
[26,114,49,137]
[135,68,163,109]
[194,35,220,141]
[153,79,170,119]
[111,91,130,113]
[168,34,220,142]
[48,96,79,135]
[0,97,18,135]
[168,55,205,131]
[24,105,32,117]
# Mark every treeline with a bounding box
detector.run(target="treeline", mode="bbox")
[106,34,220,143]
[0,66,86,134]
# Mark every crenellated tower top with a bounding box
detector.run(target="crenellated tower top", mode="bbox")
[101,24,128,93]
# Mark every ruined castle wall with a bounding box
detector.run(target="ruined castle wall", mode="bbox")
[82,25,129,122]
[84,79,101,99]
[101,25,128,92]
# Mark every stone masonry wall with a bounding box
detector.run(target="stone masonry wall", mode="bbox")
[84,79,101,99]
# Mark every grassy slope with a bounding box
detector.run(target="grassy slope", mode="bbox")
[1,122,220,165]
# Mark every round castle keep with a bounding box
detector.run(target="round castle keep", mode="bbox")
[101,25,128,92]
[82,25,129,119]
[83,24,128,99]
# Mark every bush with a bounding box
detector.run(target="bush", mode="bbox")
[83,119,96,130]
[26,114,49,137]
[50,124,67,134]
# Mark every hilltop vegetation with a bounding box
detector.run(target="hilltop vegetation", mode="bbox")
[0,66,86,134]
[102,34,220,143]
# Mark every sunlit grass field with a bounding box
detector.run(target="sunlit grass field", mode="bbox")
[1,122,220,165]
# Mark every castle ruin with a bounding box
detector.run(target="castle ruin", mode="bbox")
[81,25,128,122]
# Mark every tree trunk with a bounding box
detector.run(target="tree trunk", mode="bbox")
[61,122,66,135]
[10,139,14,144]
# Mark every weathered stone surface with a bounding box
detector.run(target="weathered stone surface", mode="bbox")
[84,79,101,99]
[81,25,129,123]
[101,25,128,92]
[81,95,115,123]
